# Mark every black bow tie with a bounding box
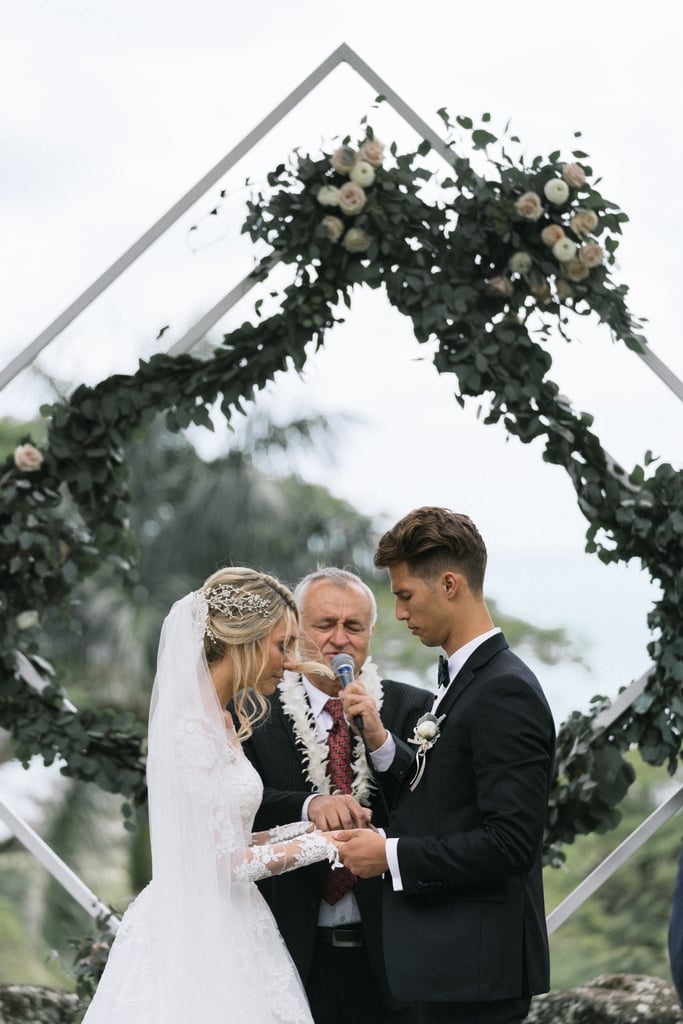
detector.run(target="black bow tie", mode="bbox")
[437,655,450,690]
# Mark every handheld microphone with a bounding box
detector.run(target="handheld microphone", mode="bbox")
[331,653,363,734]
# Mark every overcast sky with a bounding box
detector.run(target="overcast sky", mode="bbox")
[2,0,681,716]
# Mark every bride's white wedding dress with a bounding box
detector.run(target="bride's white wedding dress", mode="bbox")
[81,591,338,1024]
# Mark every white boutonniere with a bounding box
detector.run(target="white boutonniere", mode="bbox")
[407,712,445,791]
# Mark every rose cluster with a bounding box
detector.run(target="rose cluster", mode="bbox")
[316,137,385,254]
[487,161,604,304]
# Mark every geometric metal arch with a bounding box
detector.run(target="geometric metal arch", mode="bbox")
[2,43,682,944]
[1,43,682,402]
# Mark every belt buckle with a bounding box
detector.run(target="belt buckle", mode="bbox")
[331,927,362,948]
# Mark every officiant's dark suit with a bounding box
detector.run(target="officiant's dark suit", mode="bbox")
[241,569,430,1024]
[337,509,556,1024]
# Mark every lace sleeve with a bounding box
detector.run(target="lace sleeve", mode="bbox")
[232,830,341,884]
[175,718,340,885]
[251,821,312,845]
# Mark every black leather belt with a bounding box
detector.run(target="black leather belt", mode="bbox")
[317,925,363,948]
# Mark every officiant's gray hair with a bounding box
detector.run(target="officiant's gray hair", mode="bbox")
[294,568,377,627]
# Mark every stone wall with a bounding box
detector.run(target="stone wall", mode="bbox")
[0,986,79,1024]
[528,974,683,1024]
[2,975,683,1023]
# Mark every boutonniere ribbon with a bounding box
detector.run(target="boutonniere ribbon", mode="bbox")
[407,712,446,791]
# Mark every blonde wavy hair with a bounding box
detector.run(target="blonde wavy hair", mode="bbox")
[201,567,330,740]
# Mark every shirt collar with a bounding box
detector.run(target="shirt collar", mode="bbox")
[302,676,336,717]
[441,627,501,688]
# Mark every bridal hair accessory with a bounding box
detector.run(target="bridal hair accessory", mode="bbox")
[203,584,272,641]
[408,712,446,791]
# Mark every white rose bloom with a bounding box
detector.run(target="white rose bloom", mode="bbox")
[544,178,570,205]
[349,161,375,187]
[508,252,533,274]
[552,237,577,263]
[417,720,438,740]
[317,185,341,207]
[17,610,40,630]
[321,215,344,242]
[342,227,372,253]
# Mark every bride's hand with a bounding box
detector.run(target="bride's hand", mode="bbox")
[320,830,343,850]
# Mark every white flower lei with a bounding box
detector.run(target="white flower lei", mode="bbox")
[278,657,384,806]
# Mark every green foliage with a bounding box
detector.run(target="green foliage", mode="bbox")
[544,755,682,987]
[66,912,115,1003]
[0,111,681,862]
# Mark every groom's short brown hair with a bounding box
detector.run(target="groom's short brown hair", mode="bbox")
[374,506,487,596]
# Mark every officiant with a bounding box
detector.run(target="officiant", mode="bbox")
[239,567,430,1024]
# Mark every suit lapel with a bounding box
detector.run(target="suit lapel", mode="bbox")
[434,632,509,717]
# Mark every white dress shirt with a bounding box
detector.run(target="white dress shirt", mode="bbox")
[300,678,362,926]
[385,628,501,890]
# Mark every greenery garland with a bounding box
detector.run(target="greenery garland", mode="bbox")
[1,111,681,860]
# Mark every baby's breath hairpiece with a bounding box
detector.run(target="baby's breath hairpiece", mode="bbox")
[203,583,272,642]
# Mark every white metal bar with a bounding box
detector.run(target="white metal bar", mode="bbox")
[591,667,653,731]
[636,344,683,402]
[3,43,683,409]
[15,651,77,713]
[546,784,683,934]
[339,44,458,165]
[0,45,352,391]
[167,255,281,356]
[0,798,119,933]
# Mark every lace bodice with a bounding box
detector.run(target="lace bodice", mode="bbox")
[174,715,338,884]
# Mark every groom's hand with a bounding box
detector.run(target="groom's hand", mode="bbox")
[308,794,372,830]
[335,828,388,878]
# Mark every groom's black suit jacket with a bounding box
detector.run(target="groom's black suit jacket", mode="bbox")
[241,678,431,1006]
[379,633,556,1005]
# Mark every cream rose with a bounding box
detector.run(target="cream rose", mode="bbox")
[562,162,587,188]
[16,610,40,630]
[552,237,577,263]
[578,241,604,268]
[508,252,532,274]
[540,224,565,247]
[359,139,384,167]
[321,215,344,242]
[544,178,570,205]
[349,160,375,187]
[14,443,44,472]
[570,210,599,236]
[515,191,543,221]
[342,227,372,253]
[562,258,590,282]
[317,185,340,207]
[337,182,366,216]
[330,145,356,174]
[486,276,514,298]
[416,719,438,740]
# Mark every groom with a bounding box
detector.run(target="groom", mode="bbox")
[337,508,556,1024]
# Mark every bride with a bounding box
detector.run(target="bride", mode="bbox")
[81,566,342,1024]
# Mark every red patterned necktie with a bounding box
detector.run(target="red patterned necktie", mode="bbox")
[322,697,357,904]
